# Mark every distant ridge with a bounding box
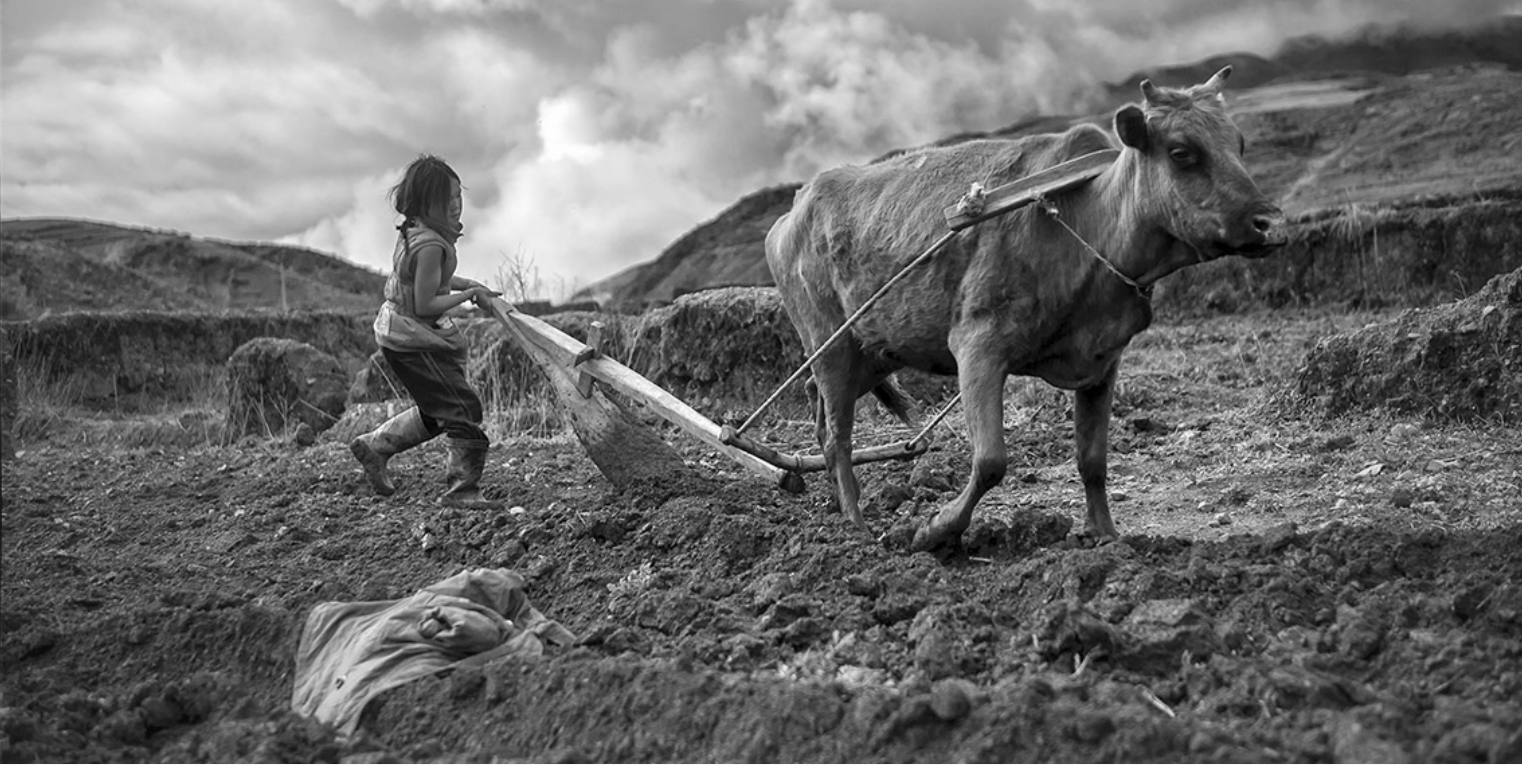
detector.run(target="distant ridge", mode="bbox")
[0,217,385,319]
[579,15,1522,310]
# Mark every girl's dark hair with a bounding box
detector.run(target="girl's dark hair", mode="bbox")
[389,154,459,219]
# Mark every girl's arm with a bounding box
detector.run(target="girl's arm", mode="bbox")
[412,244,492,315]
[449,274,488,291]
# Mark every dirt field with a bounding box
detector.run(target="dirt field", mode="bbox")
[3,306,1521,763]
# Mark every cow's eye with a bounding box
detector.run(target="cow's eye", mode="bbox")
[1168,147,1196,166]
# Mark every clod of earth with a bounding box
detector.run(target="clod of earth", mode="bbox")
[225,337,348,439]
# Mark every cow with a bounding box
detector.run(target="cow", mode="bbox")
[765,66,1285,553]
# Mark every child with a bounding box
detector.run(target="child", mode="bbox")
[350,154,503,509]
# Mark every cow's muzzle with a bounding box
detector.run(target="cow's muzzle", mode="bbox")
[1222,208,1287,258]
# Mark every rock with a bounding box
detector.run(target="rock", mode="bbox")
[1335,604,1389,661]
[872,593,927,626]
[1319,434,1357,452]
[1452,584,1491,620]
[1130,416,1172,434]
[97,709,147,745]
[928,679,975,720]
[293,422,317,446]
[1119,599,1224,673]
[1332,716,1410,764]
[1262,664,1361,710]
[746,572,796,612]
[1260,522,1299,553]
[864,483,913,514]
[909,453,959,493]
[758,594,815,631]
[225,337,348,438]
[909,607,966,681]
[844,574,880,598]
[137,694,183,730]
[912,629,961,682]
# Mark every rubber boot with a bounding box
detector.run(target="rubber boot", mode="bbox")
[350,407,433,496]
[437,438,504,510]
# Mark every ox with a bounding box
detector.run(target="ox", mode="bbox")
[766,67,1285,552]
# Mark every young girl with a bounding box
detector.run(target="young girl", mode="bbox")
[350,154,503,509]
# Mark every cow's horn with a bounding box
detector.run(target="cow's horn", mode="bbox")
[1202,65,1232,93]
[1140,79,1159,104]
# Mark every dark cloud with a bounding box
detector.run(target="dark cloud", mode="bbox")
[1,0,1512,294]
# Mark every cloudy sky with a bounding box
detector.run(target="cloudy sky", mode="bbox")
[1,0,1514,298]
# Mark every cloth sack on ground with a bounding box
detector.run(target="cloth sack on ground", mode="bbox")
[291,567,574,735]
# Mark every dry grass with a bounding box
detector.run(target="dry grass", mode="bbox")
[11,353,84,444]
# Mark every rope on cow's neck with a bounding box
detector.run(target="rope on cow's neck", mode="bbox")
[1033,194,1153,300]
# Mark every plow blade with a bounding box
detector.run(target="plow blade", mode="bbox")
[485,298,805,493]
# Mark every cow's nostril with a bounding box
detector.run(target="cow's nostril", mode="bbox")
[1251,216,1274,233]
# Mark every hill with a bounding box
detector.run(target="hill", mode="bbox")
[581,16,1522,310]
[0,218,385,319]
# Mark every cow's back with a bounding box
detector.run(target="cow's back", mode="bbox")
[768,123,1116,359]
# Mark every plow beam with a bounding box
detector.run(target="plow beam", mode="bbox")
[719,427,928,473]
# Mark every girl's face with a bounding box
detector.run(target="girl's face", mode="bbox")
[446,178,462,227]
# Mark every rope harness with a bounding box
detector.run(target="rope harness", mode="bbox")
[1033,194,1152,299]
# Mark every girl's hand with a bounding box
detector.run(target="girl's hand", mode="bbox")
[466,286,502,307]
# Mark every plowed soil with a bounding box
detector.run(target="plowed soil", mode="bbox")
[3,309,1521,763]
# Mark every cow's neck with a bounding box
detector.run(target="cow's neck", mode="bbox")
[1085,152,1206,288]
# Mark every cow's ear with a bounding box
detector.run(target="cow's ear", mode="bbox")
[1115,105,1149,151]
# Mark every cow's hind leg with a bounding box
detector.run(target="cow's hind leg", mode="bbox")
[812,349,869,531]
[912,352,1007,552]
[806,376,826,453]
[1074,364,1120,540]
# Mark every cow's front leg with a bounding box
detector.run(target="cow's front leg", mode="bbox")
[1074,363,1120,540]
[912,350,1007,552]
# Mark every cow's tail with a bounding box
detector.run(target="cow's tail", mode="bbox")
[871,375,916,427]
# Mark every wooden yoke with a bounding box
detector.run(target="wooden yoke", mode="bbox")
[942,149,1119,230]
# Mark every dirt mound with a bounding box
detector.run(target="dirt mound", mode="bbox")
[225,338,348,439]
[1159,195,1522,315]
[3,310,374,412]
[1279,266,1522,420]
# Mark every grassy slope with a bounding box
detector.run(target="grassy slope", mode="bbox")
[0,218,384,319]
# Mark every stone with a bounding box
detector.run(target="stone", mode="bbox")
[928,678,975,720]
[225,337,348,438]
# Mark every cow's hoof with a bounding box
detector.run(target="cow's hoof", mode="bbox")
[1077,526,1120,544]
[910,523,963,554]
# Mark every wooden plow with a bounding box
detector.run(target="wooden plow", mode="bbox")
[486,149,1119,495]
